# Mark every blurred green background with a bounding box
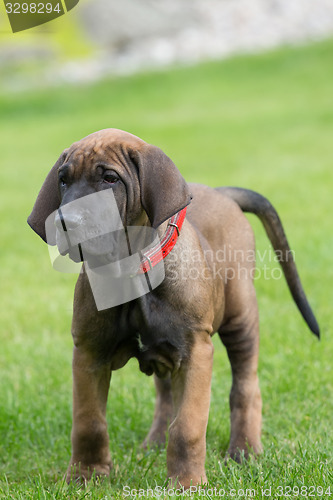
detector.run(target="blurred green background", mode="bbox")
[0,2,332,498]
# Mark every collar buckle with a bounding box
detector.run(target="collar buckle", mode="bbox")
[168,221,180,236]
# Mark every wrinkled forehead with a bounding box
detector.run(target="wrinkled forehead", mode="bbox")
[65,129,146,170]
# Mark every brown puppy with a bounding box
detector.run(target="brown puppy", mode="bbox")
[28,129,319,488]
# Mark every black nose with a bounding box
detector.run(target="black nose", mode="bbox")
[55,210,82,232]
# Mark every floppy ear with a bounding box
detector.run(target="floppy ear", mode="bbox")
[27,151,67,242]
[129,144,192,228]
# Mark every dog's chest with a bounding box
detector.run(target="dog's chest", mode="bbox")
[108,293,189,377]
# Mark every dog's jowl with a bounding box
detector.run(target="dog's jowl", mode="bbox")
[28,129,319,488]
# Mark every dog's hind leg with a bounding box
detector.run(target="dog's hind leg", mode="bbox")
[143,374,173,448]
[218,288,262,462]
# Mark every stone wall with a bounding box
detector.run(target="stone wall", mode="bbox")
[2,0,333,88]
[78,0,333,72]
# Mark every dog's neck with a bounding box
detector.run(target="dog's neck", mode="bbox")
[137,207,187,274]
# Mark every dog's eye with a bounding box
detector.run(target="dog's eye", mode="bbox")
[59,176,67,187]
[103,172,119,185]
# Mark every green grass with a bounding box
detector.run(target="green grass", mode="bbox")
[0,39,332,499]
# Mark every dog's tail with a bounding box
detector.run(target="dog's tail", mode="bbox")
[216,186,320,338]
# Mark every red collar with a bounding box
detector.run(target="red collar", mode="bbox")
[138,207,187,274]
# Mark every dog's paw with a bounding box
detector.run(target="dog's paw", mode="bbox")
[224,448,247,464]
[225,441,263,464]
[169,472,208,491]
[66,461,112,485]
[142,428,167,449]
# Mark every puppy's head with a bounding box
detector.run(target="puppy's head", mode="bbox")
[28,129,192,264]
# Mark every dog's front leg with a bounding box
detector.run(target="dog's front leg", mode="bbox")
[66,346,112,483]
[167,332,213,489]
